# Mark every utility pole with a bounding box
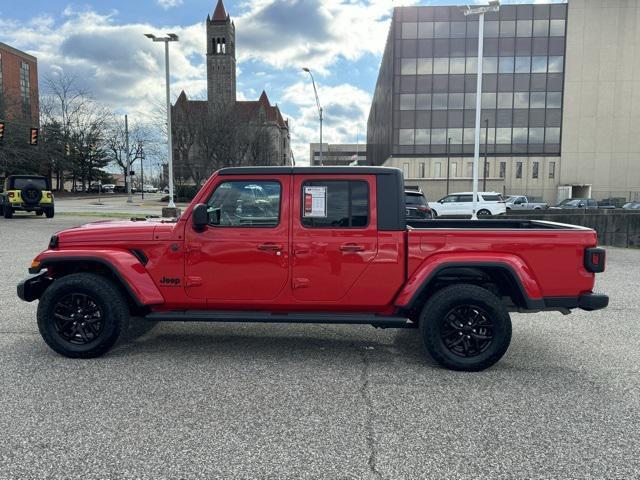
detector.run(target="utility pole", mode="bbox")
[125,114,132,203]
[140,143,145,200]
[483,118,489,191]
[446,137,451,195]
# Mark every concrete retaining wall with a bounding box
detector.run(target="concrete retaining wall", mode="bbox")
[507,210,640,248]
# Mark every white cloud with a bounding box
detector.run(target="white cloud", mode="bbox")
[283,80,371,165]
[157,0,184,9]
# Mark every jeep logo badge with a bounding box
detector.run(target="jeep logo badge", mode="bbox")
[160,276,180,286]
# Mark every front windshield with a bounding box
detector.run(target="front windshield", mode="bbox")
[557,199,581,207]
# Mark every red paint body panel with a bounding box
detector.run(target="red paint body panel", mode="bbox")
[30,170,602,314]
[35,248,165,305]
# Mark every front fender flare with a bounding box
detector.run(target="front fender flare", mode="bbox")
[394,253,544,311]
[32,249,165,306]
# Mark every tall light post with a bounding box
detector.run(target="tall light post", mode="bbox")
[145,32,179,211]
[462,1,499,219]
[302,67,323,166]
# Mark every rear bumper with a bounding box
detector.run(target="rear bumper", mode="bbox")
[543,293,609,312]
[17,271,52,302]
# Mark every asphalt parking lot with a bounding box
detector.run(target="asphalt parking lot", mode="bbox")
[0,215,638,479]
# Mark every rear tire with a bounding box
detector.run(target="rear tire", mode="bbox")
[3,205,13,219]
[45,206,55,218]
[477,209,491,217]
[419,284,512,371]
[37,273,130,358]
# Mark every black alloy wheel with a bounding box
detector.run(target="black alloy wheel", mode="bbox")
[53,293,105,345]
[477,209,491,216]
[440,305,493,358]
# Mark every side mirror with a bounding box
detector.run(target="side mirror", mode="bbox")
[192,203,209,231]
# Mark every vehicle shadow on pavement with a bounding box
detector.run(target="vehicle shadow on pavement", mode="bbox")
[115,321,436,366]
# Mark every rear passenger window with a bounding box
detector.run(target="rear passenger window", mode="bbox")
[457,195,473,202]
[301,180,369,228]
[482,194,503,201]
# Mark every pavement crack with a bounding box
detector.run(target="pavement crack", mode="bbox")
[358,347,383,480]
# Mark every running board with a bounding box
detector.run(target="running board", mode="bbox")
[146,311,415,328]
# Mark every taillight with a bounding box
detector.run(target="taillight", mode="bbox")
[8,192,14,198]
[417,206,431,213]
[584,247,605,273]
[46,192,52,199]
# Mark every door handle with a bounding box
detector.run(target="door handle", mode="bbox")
[258,243,282,252]
[339,243,365,252]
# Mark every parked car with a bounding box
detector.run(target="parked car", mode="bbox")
[405,189,432,219]
[505,195,548,211]
[429,192,506,217]
[101,184,116,193]
[1,175,54,219]
[550,198,599,210]
[622,201,640,210]
[17,167,608,372]
[142,185,158,193]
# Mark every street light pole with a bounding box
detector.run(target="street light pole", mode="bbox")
[302,67,323,166]
[145,32,179,210]
[483,118,489,191]
[446,137,451,195]
[463,1,500,220]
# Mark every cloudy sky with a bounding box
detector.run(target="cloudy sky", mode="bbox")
[0,0,561,165]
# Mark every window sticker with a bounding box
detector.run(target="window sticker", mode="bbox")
[303,186,327,218]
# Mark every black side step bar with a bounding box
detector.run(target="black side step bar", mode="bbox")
[146,311,416,328]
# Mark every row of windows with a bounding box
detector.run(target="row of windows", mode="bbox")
[403,160,556,180]
[399,92,562,110]
[396,37,566,59]
[396,73,564,94]
[206,180,369,229]
[400,56,563,75]
[398,127,561,145]
[400,19,566,40]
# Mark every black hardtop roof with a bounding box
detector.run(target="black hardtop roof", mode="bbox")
[218,166,402,176]
[7,175,48,179]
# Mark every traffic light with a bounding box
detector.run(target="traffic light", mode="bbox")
[29,128,39,146]
[65,143,70,156]
[0,122,4,144]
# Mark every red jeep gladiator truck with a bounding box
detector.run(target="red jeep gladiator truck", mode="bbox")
[18,167,608,371]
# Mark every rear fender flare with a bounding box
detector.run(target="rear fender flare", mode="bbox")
[34,250,165,306]
[395,253,543,311]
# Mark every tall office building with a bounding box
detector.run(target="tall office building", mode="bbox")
[367,2,640,203]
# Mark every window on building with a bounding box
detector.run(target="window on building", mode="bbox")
[399,129,415,145]
[466,162,473,177]
[403,163,410,178]
[402,22,418,39]
[499,161,506,179]
[451,162,458,177]
[400,94,415,110]
[415,129,429,144]
[20,61,30,116]
[516,161,523,179]
[420,163,426,178]
[401,58,417,75]
[301,181,369,228]
[207,181,281,227]
[532,161,539,179]
[549,161,556,179]
[549,19,566,36]
[417,58,433,74]
[434,162,441,178]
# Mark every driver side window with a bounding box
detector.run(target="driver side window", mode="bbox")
[206,180,281,227]
[441,195,457,203]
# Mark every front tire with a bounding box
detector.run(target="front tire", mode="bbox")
[419,284,512,371]
[37,273,130,358]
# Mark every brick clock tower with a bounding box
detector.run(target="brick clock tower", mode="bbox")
[206,0,236,104]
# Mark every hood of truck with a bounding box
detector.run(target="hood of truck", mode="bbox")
[54,218,177,245]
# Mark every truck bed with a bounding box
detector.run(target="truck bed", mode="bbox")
[405,218,598,300]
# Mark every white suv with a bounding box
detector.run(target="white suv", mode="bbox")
[429,192,506,217]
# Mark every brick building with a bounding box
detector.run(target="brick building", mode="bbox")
[172,0,292,183]
[0,41,39,127]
